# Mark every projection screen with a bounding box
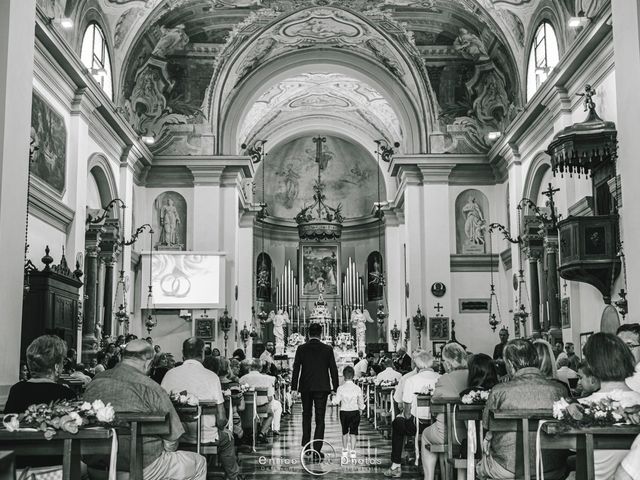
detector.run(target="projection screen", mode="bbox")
[140,252,226,309]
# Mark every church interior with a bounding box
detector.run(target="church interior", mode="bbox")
[1,0,640,479]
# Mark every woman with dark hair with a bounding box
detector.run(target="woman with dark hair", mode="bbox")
[581,332,640,479]
[5,335,76,413]
[459,353,498,396]
[232,348,246,362]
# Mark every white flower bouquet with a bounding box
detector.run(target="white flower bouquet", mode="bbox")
[2,399,115,440]
[552,394,640,428]
[461,390,490,405]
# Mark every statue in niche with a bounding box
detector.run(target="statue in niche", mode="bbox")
[256,252,272,301]
[462,197,486,251]
[153,192,186,250]
[453,28,490,62]
[159,198,182,246]
[266,309,289,354]
[152,24,189,58]
[351,309,374,355]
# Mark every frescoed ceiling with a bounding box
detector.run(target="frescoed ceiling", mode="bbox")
[238,73,402,146]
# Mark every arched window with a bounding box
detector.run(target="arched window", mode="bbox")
[526,22,559,102]
[81,23,113,100]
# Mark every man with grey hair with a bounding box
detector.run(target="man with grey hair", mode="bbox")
[83,340,206,480]
[239,358,283,442]
[375,358,402,385]
[384,351,440,478]
[394,347,412,374]
[421,342,468,480]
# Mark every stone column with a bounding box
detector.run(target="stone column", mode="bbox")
[99,218,120,339]
[0,0,36,393]
[545,231,562,342]
[384,216,404,351]
[612,0,640,315]
[83,225,104,362]
[238,212,256,357]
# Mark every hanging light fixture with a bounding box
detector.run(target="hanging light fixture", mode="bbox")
[487,233,503,332]
[145,229,157,334]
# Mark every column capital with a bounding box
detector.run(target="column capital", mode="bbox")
[70,87,100,121]
[153,155,255,186]
[389,154,456,185]
[85,224,105,256]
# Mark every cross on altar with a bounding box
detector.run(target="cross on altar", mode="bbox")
[434,303,444,313]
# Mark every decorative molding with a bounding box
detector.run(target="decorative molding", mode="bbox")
[145,166,194,188]
[28,177,75,232]
[500,248,512,271]
[450,254,500,272]
[568,196,594,217]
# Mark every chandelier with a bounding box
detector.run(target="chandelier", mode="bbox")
[295,136,344,240]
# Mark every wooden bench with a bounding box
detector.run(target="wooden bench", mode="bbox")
[414,394,433,466]
[0,451,14,480]
[489,409,555,480]
[0,428,114,480]
[540,421,640,480]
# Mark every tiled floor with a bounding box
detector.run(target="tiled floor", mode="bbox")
[235,402,423,479]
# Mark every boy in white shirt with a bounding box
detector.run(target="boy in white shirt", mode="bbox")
[332,366,365,460]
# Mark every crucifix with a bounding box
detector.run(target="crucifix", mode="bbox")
[541,182,560,227]
[434,302,444,314]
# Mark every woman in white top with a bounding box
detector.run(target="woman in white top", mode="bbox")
[581,333,640,480]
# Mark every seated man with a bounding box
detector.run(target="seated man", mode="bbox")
[240,359,283,441]
[354,353,374,378]
[576,361,600,397]
[393,348,412,375]
[161,338,239,479]
[384,351,440,478]
[393,350,420,414]
[477,339,568,480]
[83,340,207,480]
[375,358,402,385]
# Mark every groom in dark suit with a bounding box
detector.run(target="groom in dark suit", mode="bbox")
[292,322,339,456]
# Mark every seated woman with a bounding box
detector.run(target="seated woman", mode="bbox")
[534,339,570,396]
[581,333,640,480]
[4,335,76,414]
[421,343,469,480]
[459,353,499,397]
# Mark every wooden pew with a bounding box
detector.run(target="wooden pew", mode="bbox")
[540,421,640,480]
[414,394,433,466]
[114,412,169,480]
[0,451,14,480]
[489,409,555,480]
[0,428,114,480]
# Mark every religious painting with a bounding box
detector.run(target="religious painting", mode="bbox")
[455,189,490,254]
[152,191,187,250]
[195,316,214,340]
[255,136,381,220]
[30,91,66,194]
[367,251,384,301]
[300,244,339,297]
[580,332,594,355]
[514,317,521,338]
[561,297,571,329]
[256,252,272,302]
[429,317,449,341]
[459,299,490,313]
[432,341,446,359]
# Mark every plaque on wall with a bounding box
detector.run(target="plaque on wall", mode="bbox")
[195,317,214,340]
[429,317,449,341]
[430,282,446,298]
[561,297,571,329]
[458,299,490,313]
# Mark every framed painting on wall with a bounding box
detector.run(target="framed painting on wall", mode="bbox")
[561,297,571,329]
[432,341,446,359]
[580,331,594,354]
[195,316,214,340]
[429,317,450,341]
[300,244,340,298]
[31,91,67,195]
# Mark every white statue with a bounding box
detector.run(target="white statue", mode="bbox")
[351,309,374,355]
[267,309,290,354]
[159,197,181,246]
[453,28,490,62]
[462,197,486,246]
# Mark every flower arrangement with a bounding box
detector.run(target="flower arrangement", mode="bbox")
[461,390,490,405]
[417,384,435,396]
[169,390,199,407]
[379,379,399,388]
[553,395,640,429]
[2,400,115,440]
[288,333,305,348]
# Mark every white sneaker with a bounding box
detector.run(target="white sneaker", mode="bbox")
[349,450,357,459]
[341,449,349,460]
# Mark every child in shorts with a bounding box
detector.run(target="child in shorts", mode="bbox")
[332,365,365,459]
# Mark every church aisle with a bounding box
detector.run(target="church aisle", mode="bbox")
[236,402,423,479]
